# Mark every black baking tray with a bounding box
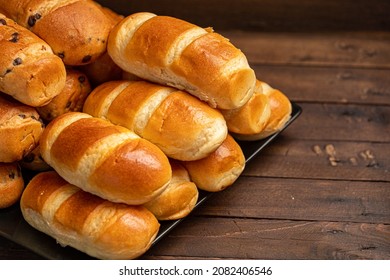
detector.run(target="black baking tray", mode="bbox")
[0,103,301,260]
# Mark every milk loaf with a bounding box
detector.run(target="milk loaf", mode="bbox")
[0,162,24,209]
[181,134,245,192]
[0,95,44,162]
[224,80,292,141]
[21,171,160,259]
[144,159,198,220]
[107,12,256,110]
[83,80,228,161]
[40,112,172,205]
[0,0,113,66]
[0,13,66,106]
[36,68,92,122]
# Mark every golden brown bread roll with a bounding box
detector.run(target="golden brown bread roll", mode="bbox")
[144,160,198,220]
[78,4,123,86]
[256,81,292,139]
[223,80,292,141]
[36,68,92,122]
[0,162,24,209]
[0,0,113,66]
[83,80,228,161]
[21,171,160,259]
[40,112,172,205]
[0,95,44,162]
[78,51,123,87]
[107,12,256,110]
[181,134,245,192]
[0,13,66,106]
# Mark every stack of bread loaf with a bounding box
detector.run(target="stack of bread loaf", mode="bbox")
[0,1,292,259]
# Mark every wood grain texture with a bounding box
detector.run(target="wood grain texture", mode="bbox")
[95,0,390,32]
[145,217,390,260]
[1,1,389,260]
[198,177,390,224]
[281,103,390,142]
[251,65,390,105]
[223,31,390,68]
[243,138,390,181]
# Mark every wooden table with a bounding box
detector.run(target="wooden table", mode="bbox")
[1,0,389,260]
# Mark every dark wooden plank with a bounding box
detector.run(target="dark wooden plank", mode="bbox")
[282,103,390,142]
[253,65,390,105]
[243,138,390,182]
[223,31,390,68]
[196,177,390,224]
[145,217,390,259]
[95,0,390,32]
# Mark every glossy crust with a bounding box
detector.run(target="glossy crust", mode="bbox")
[107,12,256,110]
[221,79,271,135]
[0,13,66,106]
[40,112,172,205]
[21,171,160,259]
[181,134,245,192]
[229,80,292,141]
[83,80,228,161]
[0,95,44,162]
[144,160,198,220]
[0,0,113,66]
[0,162,24,209]
[37,68,92,122]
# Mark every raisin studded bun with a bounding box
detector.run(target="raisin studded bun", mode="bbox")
[0,0,113,66]
[0,162,24,209]
[20,145,51,172]
[0,13,66,107]
[36,68,92,122]
[0,95,44,162]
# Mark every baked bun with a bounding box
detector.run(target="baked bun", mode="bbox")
[83,80,228,161]
[144,160,198,220]
[228,80,292,141]
[181,134,245,192]
[0,162,24,209]
[0,13,66,106]
[0,95,44,162]
[107,12,256,109]
[221,80,271,136]
[20,144,51,172]
[0,0,113,66]
[21,171,160,259]
[40,112,172,205]
[36,68,92,122]
[78,4,123,86]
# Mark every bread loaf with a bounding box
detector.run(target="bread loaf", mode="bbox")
[181,134,245,192]
[107,12,256,110]
[36,68,92,122]
[223,80,292,141]
[21,171,160,259]
[0,95,44,162]
[0,162,24,209]
[144,160,198,220]
[221,80,271,137]
[0,13,66,106]
[0,0,113,66]
[83,80,228,161]
[40,112,172,205]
